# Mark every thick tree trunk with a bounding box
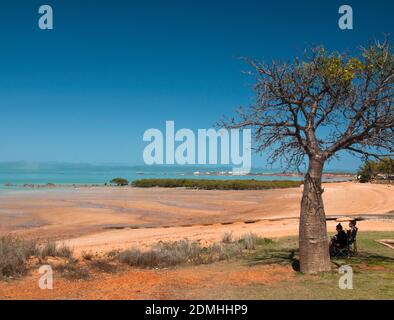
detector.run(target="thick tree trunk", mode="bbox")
[299,157,331,273]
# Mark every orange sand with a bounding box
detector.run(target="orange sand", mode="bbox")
[0,262,294,300]
[0,182,393,254]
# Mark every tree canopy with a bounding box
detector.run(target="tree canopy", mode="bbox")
[219,39,394,273]
[221,39,393,170]
[110,178,129,186]
[358,157,394,182]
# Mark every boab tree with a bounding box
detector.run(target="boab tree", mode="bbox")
[220,40,394,273]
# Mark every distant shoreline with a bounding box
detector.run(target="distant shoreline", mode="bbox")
[2,173,354,190]
[0,162,356,188]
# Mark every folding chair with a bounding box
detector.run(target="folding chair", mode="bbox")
[333,244,349,258]
[332,229,358,258]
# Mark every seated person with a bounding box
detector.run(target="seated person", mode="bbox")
[347,220,358,244]
[330,223,348,256]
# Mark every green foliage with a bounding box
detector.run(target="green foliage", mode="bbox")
[238,234,274,250]
[306,49,364,86]
[110,177,129,186]
[362,43,394,78]
[378,157,394,176]
[357,157,394,182]
[132,179,302,190]
[358,160,378,182]
[301,42,394,90]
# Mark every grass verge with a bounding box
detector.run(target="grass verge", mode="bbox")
[222,231,394,300]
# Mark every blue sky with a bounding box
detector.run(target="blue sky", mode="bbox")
[0,0,393,170]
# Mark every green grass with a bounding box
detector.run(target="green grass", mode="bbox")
[131,179,302,190]
[206,232,394,299]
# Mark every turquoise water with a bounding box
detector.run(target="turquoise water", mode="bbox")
[0,162,353,189]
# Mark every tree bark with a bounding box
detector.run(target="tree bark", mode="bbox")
[299,157,331,273]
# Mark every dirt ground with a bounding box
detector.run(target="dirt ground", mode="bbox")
[0,182,393,300]
[0,262,294,300]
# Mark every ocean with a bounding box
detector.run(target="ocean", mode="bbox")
[0,162,353,189]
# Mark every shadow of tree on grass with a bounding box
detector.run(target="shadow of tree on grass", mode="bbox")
[246,248,394,273]
[246,249,301,272]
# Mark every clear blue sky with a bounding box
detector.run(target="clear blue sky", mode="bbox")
[0,0,393,170]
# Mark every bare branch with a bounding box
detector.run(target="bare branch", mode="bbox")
[220,41,394,171]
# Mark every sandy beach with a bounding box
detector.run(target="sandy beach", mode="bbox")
[0,182,393,255]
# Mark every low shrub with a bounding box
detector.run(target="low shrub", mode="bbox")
[110,177,129,186]
[56,244,74,258]
[116,240,243,268]
[39,241,73,259]
[132,179,302,190]
[221,232,234,244]
[39,240,57,258]
[239,234,274,250]
[257,237,274,245]
[81,251,95,261]
[0,235,38,279]
[89,259,118,273]
[242,233,257,250]
[54,259,90,280]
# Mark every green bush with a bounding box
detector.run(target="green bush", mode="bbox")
[357,157,394,182]
[110,177,129,186]
[132,179,302,190]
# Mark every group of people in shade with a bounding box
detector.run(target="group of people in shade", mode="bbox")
[329,220,358,256]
